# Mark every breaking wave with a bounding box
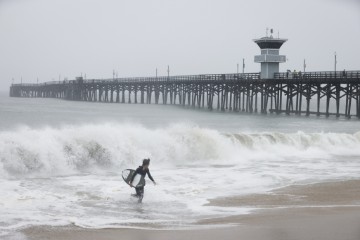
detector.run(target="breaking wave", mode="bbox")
[0,123,360,178]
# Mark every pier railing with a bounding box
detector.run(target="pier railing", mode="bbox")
[274,71,360,80]
[11,73,261,87]
[12,71,360,87]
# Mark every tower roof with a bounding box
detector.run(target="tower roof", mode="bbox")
[253,37,288,49]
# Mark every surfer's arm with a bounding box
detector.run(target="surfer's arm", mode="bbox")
[147,170,155,183]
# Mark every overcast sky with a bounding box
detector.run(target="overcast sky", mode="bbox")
[0,0,359,90]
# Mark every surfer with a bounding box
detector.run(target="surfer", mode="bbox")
[129,158,156,202]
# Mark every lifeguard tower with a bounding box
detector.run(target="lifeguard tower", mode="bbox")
[254,29,287,79]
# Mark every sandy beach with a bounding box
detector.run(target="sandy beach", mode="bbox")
[22,179,360,240]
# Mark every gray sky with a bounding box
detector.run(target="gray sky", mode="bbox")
[0,0,359,90]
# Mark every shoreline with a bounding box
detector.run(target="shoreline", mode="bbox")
[22,207,360,240]
[21,179,360,240]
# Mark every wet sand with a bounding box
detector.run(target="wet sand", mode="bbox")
[23,180,360,240]
[207,179,360,207]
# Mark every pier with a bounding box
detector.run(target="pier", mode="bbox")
[9,71,360,118]
[8,32,360,119]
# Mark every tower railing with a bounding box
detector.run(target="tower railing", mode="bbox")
[254,55,286,63]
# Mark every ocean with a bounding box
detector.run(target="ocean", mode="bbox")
[0,91,360,237]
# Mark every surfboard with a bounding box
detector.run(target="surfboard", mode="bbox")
[122,169,145,188]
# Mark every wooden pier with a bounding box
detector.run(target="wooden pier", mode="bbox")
[9,71,360,119]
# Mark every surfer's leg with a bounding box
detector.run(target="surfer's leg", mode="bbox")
[137,187,144,203]
[135,187,141,197]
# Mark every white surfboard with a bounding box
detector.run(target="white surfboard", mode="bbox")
[122,169,145,188]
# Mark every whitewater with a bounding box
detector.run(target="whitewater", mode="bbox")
[1,92,360,237]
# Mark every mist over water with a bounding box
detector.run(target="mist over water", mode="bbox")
[1,92,360,236]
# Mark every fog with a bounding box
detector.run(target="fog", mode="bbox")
[0,0,359,90]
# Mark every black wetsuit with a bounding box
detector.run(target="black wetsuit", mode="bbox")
[130,166,154,199]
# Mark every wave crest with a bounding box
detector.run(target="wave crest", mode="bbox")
[0,124,359,178]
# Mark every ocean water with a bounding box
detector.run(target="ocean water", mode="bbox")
[0,91,360,237]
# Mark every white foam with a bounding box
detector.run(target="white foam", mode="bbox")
[1,123,360,235]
